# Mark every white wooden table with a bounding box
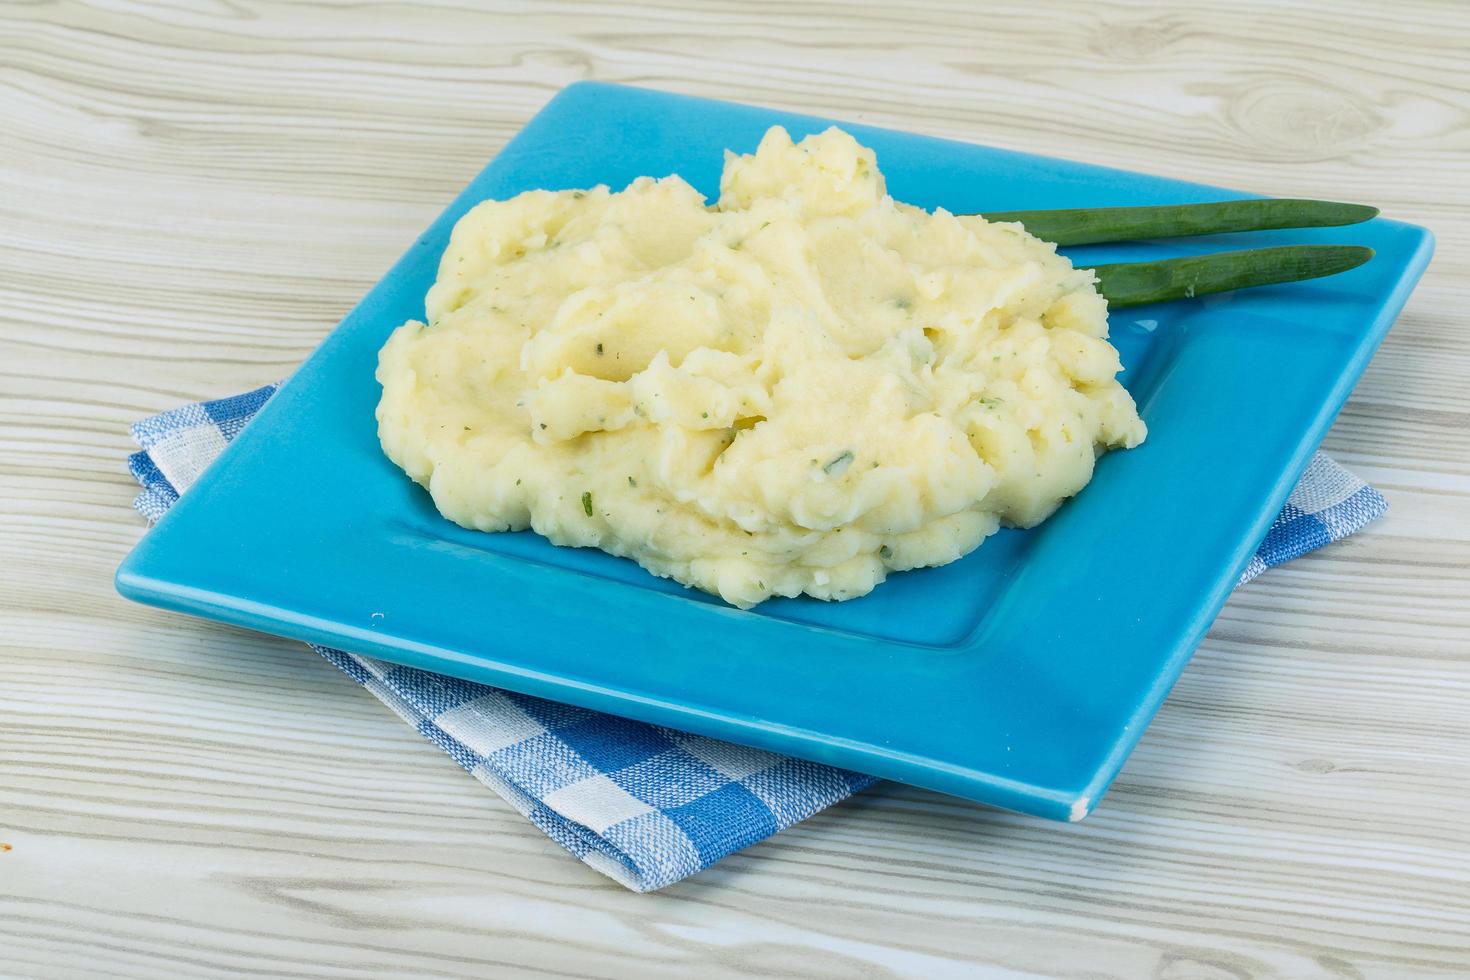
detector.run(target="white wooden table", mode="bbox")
[4,3,1468,976]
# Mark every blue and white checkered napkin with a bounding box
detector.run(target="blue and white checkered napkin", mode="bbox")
[128,383,1387,891]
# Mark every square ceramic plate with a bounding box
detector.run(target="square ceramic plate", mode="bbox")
[116,82,1433,820]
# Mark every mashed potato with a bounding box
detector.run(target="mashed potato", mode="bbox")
[376,126,1145,607]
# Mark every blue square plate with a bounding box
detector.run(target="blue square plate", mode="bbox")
[116,82,1432,820]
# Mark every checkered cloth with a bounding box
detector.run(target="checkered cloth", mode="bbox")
[127,383,1387,891]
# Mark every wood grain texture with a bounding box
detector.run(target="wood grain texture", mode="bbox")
[3,1,1469,976]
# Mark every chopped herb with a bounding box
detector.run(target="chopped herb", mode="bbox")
[822,450,854,475]
[894,297,911,310]
[978,397,1004,409]
[539,422,547,429]
[628,476,637,487]
[879,545,892,559]
[582,491,593,517]
[993,355,1001,361]
[701,412,708,419]
[463,426,471,431]
[515,478,521,486]
[595,342,604,355]
[759,221,770,230]
[572,190,585,198]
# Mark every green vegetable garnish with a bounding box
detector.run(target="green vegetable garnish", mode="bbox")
[823,450,855,475]
[983,199,1377,246]
[582,491,593,516]
[1092,245,1373,308]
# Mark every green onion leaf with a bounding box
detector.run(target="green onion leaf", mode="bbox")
[823,450,855,475]
[983,199,1378,246]
[1092,245,1373,308]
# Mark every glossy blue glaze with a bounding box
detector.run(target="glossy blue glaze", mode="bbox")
[116,82,1434,820]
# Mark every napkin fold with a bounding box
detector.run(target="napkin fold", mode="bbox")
[127,383,1387,891]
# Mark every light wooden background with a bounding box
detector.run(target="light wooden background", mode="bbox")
[3,1,1468,977]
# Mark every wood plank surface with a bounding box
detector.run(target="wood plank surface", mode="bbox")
[2,1,1468,976]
